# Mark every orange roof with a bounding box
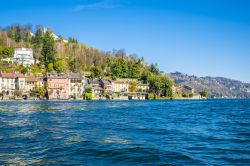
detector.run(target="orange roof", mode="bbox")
[26,76,38,82]
[113,81,128,84]
[0,73,25,78]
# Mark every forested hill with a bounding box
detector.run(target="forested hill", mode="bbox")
[168,72,250,98]
[0,24,175,98]
[0,24,161,78]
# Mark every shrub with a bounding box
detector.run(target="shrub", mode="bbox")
[83,92,92,100]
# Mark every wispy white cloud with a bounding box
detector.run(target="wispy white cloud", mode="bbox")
[74,0,122,11]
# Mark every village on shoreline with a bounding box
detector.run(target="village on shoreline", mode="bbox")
[0,62,201,101]
[0,48,201,101]
[0,25,208,101]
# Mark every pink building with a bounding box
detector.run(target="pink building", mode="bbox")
[46,73,69,100]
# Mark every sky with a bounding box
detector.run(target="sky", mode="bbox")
[1,0,250,82]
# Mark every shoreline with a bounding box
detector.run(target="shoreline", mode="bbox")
[1,98,248,102]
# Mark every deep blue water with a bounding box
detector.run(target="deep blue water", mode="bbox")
[0,99,250,165]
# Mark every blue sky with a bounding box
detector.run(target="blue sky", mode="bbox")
[1,0,250,82]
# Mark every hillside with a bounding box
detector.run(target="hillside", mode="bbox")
[168,72,250,98]
[0,24,175,99]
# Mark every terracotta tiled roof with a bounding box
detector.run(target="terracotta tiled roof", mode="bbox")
[26,76,38,82]
[113,81,128,84]
[0,73,25,78]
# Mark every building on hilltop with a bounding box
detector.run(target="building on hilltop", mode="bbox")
[12,48,35,66]
[2,48,36,66]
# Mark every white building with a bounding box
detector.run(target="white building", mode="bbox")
[68,73,85,99]
[12,48,35,66]
[112,79,129,93]
[0,73,26,96]
[136,83,149,93]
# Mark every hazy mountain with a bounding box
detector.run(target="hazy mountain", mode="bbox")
[168,72,250,98]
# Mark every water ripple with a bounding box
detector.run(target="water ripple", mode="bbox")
[0,99,250,165]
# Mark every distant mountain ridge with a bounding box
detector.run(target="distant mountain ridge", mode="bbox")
[168,72,250,98]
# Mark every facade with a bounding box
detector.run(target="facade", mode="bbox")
[112,79,129,93]
[25,76,38,92]
[89,79,103,99]
[128,93,147,100]
[37,76,45,87]
[181,85,194,94]
[100,79,112,94]
[12,48,35,66]
[0,72,151,100]
[15,77,26,91]
[0,73,26,96]
[68,73,85,99]
[136,83,149,93]
[46,73,70,100]
[171,85,182,94]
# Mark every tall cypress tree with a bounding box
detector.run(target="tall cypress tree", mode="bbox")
[41,30,55,71]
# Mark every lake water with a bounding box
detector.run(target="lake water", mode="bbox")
[0,100,249,165]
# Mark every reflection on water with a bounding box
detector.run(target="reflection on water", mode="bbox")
[0,100,250,165]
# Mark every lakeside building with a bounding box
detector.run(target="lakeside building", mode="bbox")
[88,79,103,99]
[127,92,147,100]
[136,83,149,93]
[112,79,129,93]
[25,76,38,93]
[45,73,70,100]
[0,72,150,100]
[100,79,112,95]
[181,85,194,94]
[171,85,182,95]
[68,73,85,99]
[0,73,26,97]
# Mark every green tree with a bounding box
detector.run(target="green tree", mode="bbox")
[32,27,44,60]
[111,58,128,78]
[0,45,3,59]
[47,63,54,72]
[68,37,78,43]
[83,88,93,100]
[15,25,22,42]
[41,31,55,70]
[128,60,140,79]
[33,84,46,98]
[150,63,160,75]
[8,26,15,39]
[200,90,208,98]
[83,93,92,100]
[1,47,14,58]
[148,93,156,100]
[54,60,67,73]
[90,66,103,78]
[129,80,137,92]
[149,75,174,97]
[21,67,28,74]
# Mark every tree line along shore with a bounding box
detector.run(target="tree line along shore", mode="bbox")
[0,24,208,100]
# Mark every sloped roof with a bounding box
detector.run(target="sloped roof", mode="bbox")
[67,73,83,79]
[26,76,38,82]
[0,73,25,78]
